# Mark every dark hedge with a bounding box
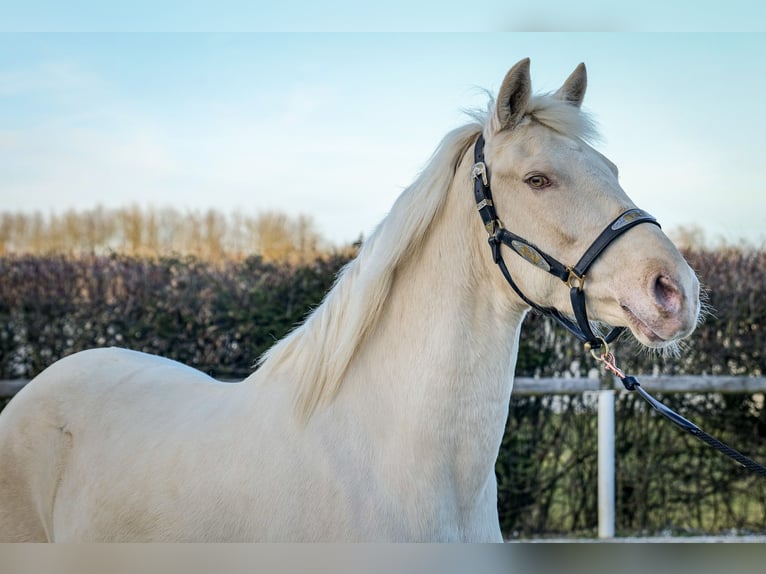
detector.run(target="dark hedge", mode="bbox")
[0,254,345,380]
[3,248,764,380]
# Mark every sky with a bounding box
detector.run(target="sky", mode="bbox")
[1,31,765,246]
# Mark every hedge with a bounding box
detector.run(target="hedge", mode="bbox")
[0,254,344,380]
[3,248,765,381]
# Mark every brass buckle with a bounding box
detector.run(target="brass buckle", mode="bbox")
[485,217,506,235]
[566,267,586,291]
[476,198,493,211]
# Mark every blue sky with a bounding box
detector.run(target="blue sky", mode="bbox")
[1,32,765,245]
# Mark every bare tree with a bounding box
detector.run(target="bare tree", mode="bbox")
[0,206,337,261]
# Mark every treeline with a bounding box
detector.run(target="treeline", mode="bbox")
[0,206,345,263]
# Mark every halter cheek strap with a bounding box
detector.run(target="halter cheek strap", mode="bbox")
[472,134,661,350]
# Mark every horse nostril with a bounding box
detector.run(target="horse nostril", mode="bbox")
[653,274,682,315]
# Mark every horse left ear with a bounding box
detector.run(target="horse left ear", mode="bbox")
[495,58,532,131]
[555,63,587,108]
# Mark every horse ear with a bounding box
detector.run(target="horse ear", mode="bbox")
[495,58,531,131]
[555,63,587,108]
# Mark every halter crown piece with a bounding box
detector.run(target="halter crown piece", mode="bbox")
[472,134,661,351]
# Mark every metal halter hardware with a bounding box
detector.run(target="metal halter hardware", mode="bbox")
[472,134,661,350]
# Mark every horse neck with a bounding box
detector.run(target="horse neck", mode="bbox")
[335,165,528,490]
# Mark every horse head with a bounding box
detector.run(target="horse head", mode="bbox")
[475,58,700,349]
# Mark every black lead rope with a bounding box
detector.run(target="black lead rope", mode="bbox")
[594,348,766,477]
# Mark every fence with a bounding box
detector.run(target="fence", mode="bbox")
[4,373,766,539]
[515,374,766,538]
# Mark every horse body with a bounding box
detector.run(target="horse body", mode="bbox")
[0,59,700,542]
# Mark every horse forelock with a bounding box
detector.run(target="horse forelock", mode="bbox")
[528,94,599,143]
[255,120,483,421]
[481,93,600,144]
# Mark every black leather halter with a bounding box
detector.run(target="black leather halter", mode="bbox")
[472,134,661,350]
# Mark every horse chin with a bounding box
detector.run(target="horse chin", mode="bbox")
[621,306,667,347]
[619,303,690,351]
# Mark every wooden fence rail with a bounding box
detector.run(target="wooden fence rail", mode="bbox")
[513,374,766,395]
[0,380,28,399]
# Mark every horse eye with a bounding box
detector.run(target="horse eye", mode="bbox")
[525,174,551,189]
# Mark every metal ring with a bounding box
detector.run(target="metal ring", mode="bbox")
[585,336,609,360]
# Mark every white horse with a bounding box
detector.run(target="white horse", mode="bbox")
[0,59,700,542]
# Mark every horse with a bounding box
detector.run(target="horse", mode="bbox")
[0,59,700,542]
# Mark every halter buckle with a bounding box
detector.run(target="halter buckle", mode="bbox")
[566,268,586,291]
[485,217,505,236]
[476,198,493,211]
[472,162,488,186]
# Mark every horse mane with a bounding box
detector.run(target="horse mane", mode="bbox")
[256,93,597,421]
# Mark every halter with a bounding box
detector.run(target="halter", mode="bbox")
[472,134,661,351]
[474,129,766,480]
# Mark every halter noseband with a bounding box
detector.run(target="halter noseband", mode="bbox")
[472,134,660,351]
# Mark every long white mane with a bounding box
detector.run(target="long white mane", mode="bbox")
[256,94,598,420]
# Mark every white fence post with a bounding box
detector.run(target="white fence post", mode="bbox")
[597,387,615,538]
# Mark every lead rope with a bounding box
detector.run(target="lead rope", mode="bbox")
[590,342,766,477]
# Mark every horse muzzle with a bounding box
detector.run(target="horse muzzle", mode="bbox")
[619,266,701,347]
